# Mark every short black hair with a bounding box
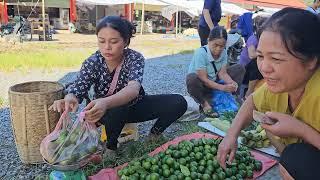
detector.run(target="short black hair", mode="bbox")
[208,26,227,42]
[96,16,135,47]
[262,7,320,66]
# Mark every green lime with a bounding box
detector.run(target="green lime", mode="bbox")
[198,166,205,173]
[151,165,159,173]
[225,168,233,177]
[212,174,219,180]
[254,161,262,171]
[177,172,184,180]
[199,160,206,166]
[180,150,189,157]
[206,159,214,166]
[163,169,171,178]
[194,147,200,153]
[230,175,237,180]
[206,165,214,173]
[195,152,203,161]
[212,159,220,169]
[172,151,181,159]
[190,165,197,172]
[178,158,187,165]
[166,157,175,167]
[142,161,152,170]
[168,174,178,180]
[168,144,177,150]
[236,173,243,180]
[239,169,246,178]
[247,170,254,178]
[218,171,226,179]
[201,174,211,180]
[162,164,170,170]
[150,173,160,180]
[238,163,246,171]
[165,149,173,155]
[190,172,198,179]
[185,177,192,180]
[204,153,213,160]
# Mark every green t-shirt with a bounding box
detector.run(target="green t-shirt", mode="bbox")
[188,45,228,81]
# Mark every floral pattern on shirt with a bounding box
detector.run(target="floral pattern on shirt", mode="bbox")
[67,48,145,104]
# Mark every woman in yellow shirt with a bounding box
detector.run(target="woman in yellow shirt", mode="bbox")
[217,8,320,179]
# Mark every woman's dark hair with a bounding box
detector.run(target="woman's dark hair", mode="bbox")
[262,7,320,66]
[208,26,227,42]
[96,16,135,47]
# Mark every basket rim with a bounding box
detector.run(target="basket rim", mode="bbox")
[8,81,64,95]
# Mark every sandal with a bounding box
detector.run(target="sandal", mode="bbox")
[203,109,219,118]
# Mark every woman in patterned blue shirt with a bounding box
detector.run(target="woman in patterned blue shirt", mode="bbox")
[50,16,187,152]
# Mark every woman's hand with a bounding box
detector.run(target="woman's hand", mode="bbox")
[217,135,238,169]
[84,98,109,123]
[261,112,304,138]
[49,94,79,113]
[220,84,237,93]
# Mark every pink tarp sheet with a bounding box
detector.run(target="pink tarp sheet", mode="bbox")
[89,132,278,180]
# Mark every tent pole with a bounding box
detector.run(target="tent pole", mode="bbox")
[175,7,178,37]
[140,2,144,35]
[42,0,45,41]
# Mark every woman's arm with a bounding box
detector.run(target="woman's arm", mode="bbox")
[218,65,235,85]
[197,69,224,90]
[103,81,141,109]
[248,45,257,60]
[302,125,320,150]
[203,9,214,30]
[217,95,256,168]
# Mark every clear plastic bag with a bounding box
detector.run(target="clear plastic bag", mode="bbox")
[40,112,99,165]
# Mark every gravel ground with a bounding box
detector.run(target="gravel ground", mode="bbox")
[0,53,280,179]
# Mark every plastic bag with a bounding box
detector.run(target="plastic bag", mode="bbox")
[211,81,239,115]
[40,111,99,165]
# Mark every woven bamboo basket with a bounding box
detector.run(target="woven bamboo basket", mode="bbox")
[8,81,64,164]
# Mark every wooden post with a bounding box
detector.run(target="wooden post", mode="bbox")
[42,0,45,41]
[175,7,178,38]
[140,2,145,35]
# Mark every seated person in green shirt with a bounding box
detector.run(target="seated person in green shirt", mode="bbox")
[186,26,245,117]
[217,8,320,180]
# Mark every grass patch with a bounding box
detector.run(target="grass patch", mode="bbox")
[0,50,91,72]
[178,49,195,55]
[81,121,205,177]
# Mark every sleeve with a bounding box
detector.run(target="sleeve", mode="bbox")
[252,84,270,113]
[193,48,208,71]
[128,52,145,84]
[67,58,97,102]
[246,35,258,48]
[203,0,214,10]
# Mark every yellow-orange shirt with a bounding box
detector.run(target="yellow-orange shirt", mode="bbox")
[253,69,320,145]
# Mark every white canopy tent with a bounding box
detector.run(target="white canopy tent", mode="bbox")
[161,0,249,20]
[76,0,169,34]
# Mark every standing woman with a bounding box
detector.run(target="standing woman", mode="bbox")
[217,8,320,180]
[187,26,245,117]
[50,16,187,152]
